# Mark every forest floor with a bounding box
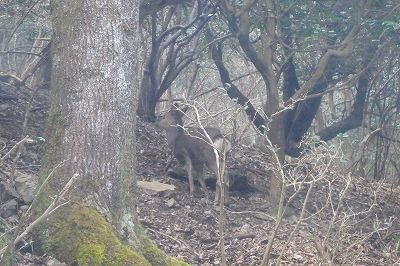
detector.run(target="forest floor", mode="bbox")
[1,81,400,265]
[135,119,400,266]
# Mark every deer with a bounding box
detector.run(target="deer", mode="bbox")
[158,104,231,204]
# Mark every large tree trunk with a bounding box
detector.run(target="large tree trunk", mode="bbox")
[33,0,186,265]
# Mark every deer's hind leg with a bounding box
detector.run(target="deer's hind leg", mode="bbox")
[183,155,196,196]
[207,162,229,205]
[194,163,209,201]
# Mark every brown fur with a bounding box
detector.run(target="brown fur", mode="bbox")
[158,106,230,204]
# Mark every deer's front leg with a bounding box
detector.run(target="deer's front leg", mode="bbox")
[184,156,195,195]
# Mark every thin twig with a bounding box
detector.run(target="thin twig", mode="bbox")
[146,227,188,248]
[10,85,40,185]
[0,173,79,261]
[190,103,229,266]
[8,174,78,252]
[0,136,29,162]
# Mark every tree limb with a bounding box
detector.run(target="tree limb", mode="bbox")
[205,26,266,132]
[139,0,190,23]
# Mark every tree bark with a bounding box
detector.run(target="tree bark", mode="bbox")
[45,0,139,243]
[205,27,266,132]
[34,0,187,265]
[316,67,369,141]
[137,2,211,120]
[139,0,189,23]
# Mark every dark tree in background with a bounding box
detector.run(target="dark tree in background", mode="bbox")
[136,0,400,203]
[137,1,213,120]
[206,0,400,203]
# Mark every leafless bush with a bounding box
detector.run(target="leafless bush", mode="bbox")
[259,133,391,265]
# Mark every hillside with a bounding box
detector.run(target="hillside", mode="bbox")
[0,81,399,265]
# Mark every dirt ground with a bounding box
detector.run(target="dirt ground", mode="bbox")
[135,119,400,266]
[1,81,400,265]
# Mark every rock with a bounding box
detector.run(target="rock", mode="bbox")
[240,223,251,234]
[0,199,17,218]
[190,254,202,263]
[137,181,175,196]
[6,214,19,224]
[253,213,271,221]
[166,198,175,208]
[14,171,38,204]
[0,103,9,111]
[293,254,304,261]
[44,256,66,266]
[19,205,30,212]
[0,181,22,202]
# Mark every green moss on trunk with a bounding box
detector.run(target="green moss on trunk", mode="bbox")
[35,204,188,266]
[139,237,189,266]
[37,205,149,265]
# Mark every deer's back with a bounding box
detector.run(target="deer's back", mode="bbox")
[173,127,223,166]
